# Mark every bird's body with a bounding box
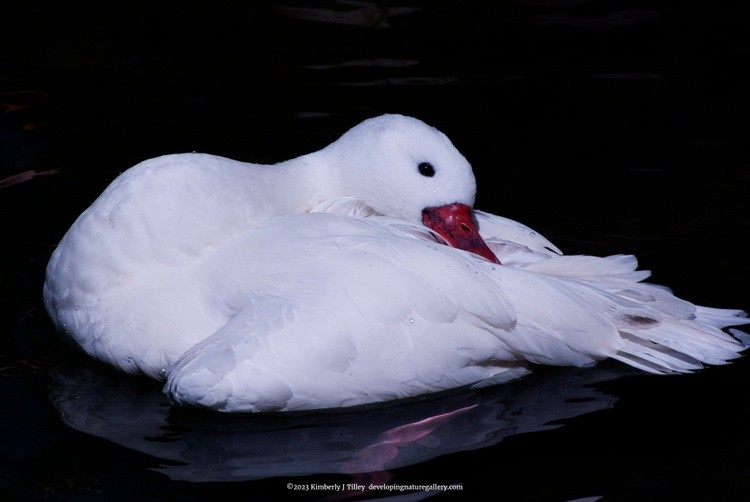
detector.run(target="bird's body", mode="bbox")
[44,114,749,412]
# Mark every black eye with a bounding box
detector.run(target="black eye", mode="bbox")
[418,162,435,177]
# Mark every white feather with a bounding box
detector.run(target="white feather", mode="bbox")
[43,114,750,412]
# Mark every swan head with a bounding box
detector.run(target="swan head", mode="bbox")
[326,114,499,263]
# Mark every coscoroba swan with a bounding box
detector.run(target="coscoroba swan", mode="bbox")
[43,114,749,412]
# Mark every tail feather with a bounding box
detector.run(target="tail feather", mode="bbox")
[613,335,705,374]
[612,312,748,374]
[695,305,750,329]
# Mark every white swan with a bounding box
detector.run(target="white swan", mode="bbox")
[43,114,749,412]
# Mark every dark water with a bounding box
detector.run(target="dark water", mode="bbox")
[2,2,749,500]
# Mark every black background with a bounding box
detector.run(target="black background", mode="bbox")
[2,2,749,501]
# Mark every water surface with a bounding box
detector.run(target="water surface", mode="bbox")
[2,2,749,500]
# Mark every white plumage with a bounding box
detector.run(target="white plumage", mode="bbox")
[43,114,749,412]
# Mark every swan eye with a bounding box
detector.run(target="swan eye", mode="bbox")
[418,162,435,177]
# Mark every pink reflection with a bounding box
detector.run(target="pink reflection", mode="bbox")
[0,167,68,189]
[324,403,478,500]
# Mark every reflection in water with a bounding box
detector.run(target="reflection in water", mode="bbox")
[49,363,638,483]
[339,76,457,86]
[306,59,419,71]
[272,1,421,28]
[0,166,68,189]
[522,10,659,30]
